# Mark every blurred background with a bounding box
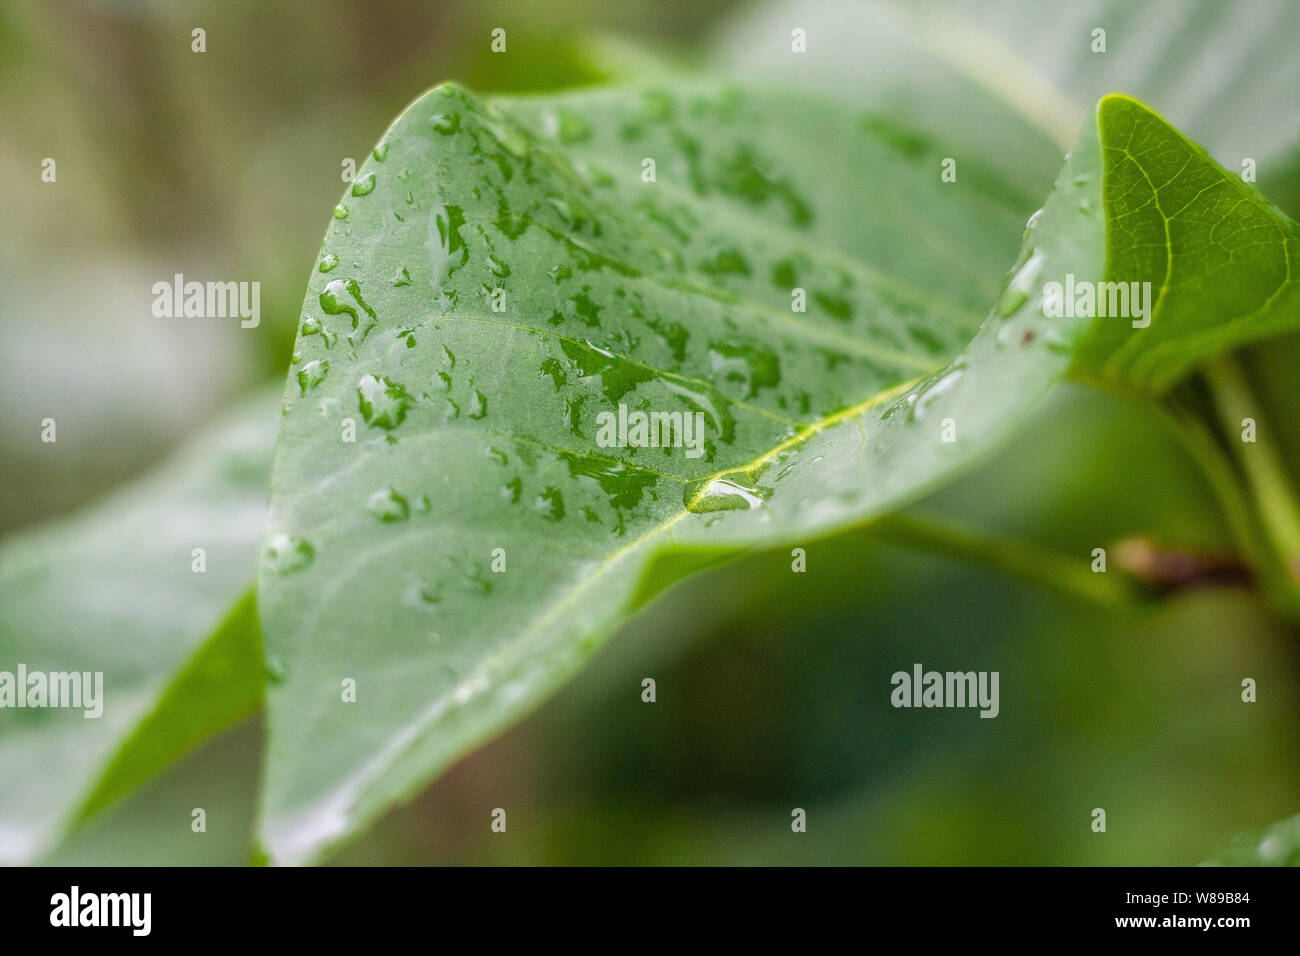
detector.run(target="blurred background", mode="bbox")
[4,0,1299,864]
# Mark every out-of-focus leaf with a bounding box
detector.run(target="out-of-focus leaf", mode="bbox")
[717,0,1300,208]
[69,590,263,825]
[40,720,263,867]
[1204,811,1300,866]
[0,389,276,863]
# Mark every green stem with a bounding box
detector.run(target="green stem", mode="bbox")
[1204,355,1300,598]
[871,512,1145,609]
[1154,400,1274,577]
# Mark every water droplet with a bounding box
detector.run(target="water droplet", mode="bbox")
[301,316,322,337]
[333,204,349,220]
[996,248,1045,318]
[320,278,377,332]
[561,453,659,535]
[368,485,410,522]
[373,143,390,162]
[683,476,765,513]
[319,253,339,273]
[357,374,414,429]
[535,487,565,520]
[487,255,511,278]
[404,576,441,610]
[708,342,780,398]
[462,563,493,594]
[391,267,412,287]
[351,173,377,197]
[431,112,461,135]
[265,655,289,685]
[697,247,751,277]
[296,359,329,395]
[430,203,468,283]
[468,389,488,419]
[558,338,654,403]
[1020,207,1043,242]
[912,364,966,419]
[263,533,315,574]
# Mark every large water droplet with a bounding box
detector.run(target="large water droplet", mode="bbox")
[320,279,356,322]
[684,476,765,513]
[351,172,376,197]
[357,374,414,429]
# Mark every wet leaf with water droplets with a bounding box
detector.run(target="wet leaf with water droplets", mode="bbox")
[256,81,1300,864]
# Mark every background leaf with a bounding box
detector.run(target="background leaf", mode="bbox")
[0,389,276,863]
[1204,810,1300,866]
[716,0,1300,211]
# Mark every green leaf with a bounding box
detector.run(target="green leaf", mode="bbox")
[68,589,263,825]
[0,389,276,863]
[1204,811,1300,866]
[40,720,264,866]
[718,0,1300,206]
[1069,96,1300,393]
[257,81,1300,863]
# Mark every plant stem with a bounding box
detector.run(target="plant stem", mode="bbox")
[1203,354,1300,601]
[1154,400,1274,578]
[871,512,1146,609]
